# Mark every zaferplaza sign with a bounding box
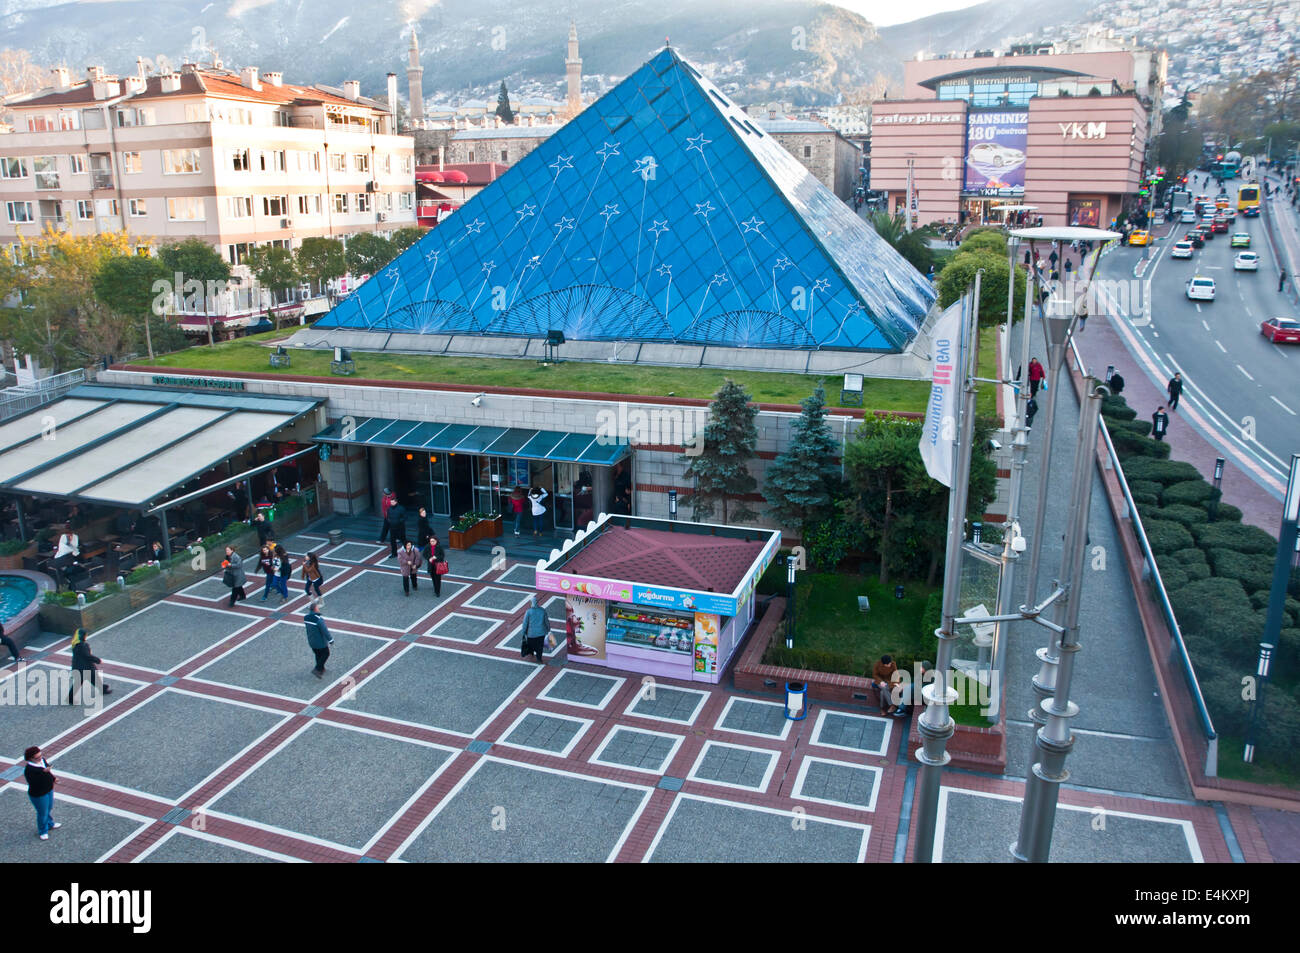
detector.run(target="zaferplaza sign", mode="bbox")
[876,112,963,125]
[1059,121,1109,140]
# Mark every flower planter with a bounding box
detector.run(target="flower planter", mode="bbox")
[448,516,503,550]
[0,542,37,570]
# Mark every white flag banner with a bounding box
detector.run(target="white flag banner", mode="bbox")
[919,299,964,487]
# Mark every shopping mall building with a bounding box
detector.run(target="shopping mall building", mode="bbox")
[870,43,1163,228]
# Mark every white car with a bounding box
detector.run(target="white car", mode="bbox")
[1171,241,1194,259]
[1186,275,1216,301]
[1180,209,1196,223]
[1234,252,1259,271]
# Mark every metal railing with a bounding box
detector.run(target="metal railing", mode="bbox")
[1068,335,1218,776]
[0,368,86,421]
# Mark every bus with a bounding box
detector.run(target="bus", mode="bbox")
[1238,182,1261,215]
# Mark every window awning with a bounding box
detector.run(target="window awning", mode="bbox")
[313,416,631,466]
[0,384,322,507]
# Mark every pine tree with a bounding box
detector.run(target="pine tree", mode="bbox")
[681,379,758,524]
[495,80,515,125]
[763,383,843,535]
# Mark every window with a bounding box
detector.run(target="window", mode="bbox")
[184,103,206,123]
[162,149,201,174]
[274,110,291,127]
[116,107,154,127]
[167,197,205,221]
[803,145,812,158]
[33,156,59,190]
[59,112,80,131]
[399,191,413,211]
[355,193,371,213]
[296,150,320,172]
[297,194,322,215]
[76,200,94,221]
[122,151,143,173]
[128,198,148,217]
[95,198,119,217]
[227,196,253,218]
[26,114,55,132]
[227,242,252,265]
[1,157,28,179]
[501,150,508,162]
[262,195,288,216]
[8,244,20,265]
[80,108,106,130]
[232,148,251,172]
[379,154,391,174]
[227,107,253,125]
[333,193,348,213]
[400,155,412,174]
[69,154,86,174]
[330,153,346,172]
[6,201,33,223]
[259,150,286,172]
[468,150,475,162]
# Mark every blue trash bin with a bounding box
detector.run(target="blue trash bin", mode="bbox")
[785,681,808,721]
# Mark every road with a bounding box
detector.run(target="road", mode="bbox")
[1095,169,1300,498]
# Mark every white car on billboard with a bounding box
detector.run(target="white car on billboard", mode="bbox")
[967,142,1026,172]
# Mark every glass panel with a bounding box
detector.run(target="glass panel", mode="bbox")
[553,462,574,530]
[459,426,509,453]
[428,450,450,517]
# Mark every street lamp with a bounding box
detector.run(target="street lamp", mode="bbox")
[1244,642,1274,763]
[1210,457,1225,521]
[668,489,678,522]
[785,555,797,650]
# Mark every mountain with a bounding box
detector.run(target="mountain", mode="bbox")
[0,0,1101,106]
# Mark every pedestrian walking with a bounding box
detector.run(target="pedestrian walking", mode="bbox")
[1027,357,1045,397]
[424,534,447,597]
[1025,395,1039,430]
[398,539,422,595]
[24,746,60,840]
[257,544,276,602]
[1166,372,1183,410]
[1281,269,1289,294]
[303,601,333,679]
[387,501,408,559]
[253,510,274,547]
[519,594,551,663]
[1063,258,1073,280]
[223,546,247,606]
[1152,405,1170,442]
[67,627,110,704]
[1,620,23,665]
[274,545,292,602]
[301,551,324,604]
[416,507,433,547]
[510,486,526,535]
[377,488,396,544]
[528,486,549,537]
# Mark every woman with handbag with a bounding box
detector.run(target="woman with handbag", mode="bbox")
[223,546,247,606]
[398,539,422,596]
[424,533,447,598]
[301,551,324,606]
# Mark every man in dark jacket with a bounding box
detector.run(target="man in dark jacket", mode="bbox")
[304,601,334,679]
[67,627,110,705]
[387,502,407,558]
[24,746,60,840]
[1166,372,1183,410]
[254,511,274,546]
[1152,406,1170,442]
[520,595,550,663]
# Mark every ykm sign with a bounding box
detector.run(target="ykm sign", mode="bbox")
[1059,121,1108,141]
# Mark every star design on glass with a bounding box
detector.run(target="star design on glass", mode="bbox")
[633,156,657,181]
[385,267,400,281]
[773,256,793,272]
[516,204,537,219]
[554,216,576,232]
[549,154,574,175]
[600,204,621,221]
[464,218,485,235]
[694,201,715,219]
[481,260,496,275]
[656,264,673,277]
[811,278,831,293]
[740,216,765,234]
[596,142,621,161]
[685,134,711,154]
[522,256,541,272]
[647,220,670,239]
[709,272,729,286]
[424,249,441,264]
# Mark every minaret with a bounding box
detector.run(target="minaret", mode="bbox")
[407,28,424,125]
[565,20,582,114]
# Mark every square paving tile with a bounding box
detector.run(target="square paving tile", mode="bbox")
[138,828,290,863]
[336,644,536,736]
[82,603,253,673]
[277,533,329,559]
[318,570,453,632]
[180,574,237,603]
[462,586,533,614]
[541,595,566,623]
[0,662,150,756]
[936,789,1201,863]
[396,758,649,863]
[51,689,286,801]
[497,710,590,756]
[792,757,881,810]
[647,795,869,863]
[323,542,387,564]
[810,710,891,756]
[190,622,387,701]
[496,564,535,587]
[687,741,778,792]
[538,670,624,710]
[590,726,683,774]
[438,549,500,579]
[715,697,793,740]
[625,684,709,725]
[0,787,147,863]
[424,613,500,644]
[207,721,454,851]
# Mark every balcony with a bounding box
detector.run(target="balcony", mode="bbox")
[91,171,114,190]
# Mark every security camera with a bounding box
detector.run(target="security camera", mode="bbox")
[471,393,484,407]
[988,438,1003,451]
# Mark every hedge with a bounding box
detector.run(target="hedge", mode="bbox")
[1163,480,1216,506]
[1120,458,1202,485]
[1167,547,1211,581]
[1111,432,1172,459]
[1210,549,1274,594]
[1143,518,1195,555]
[1108,417,1153,438]
[1279,627,1300,676]
[1101,396,1137,421]
[1155,503,1211,528]
[1195,523,1278,554]
[1159,566,1190,592]
[1211,503,1244,523]
[1168,577,1253,638]
[1128,479,1164,500]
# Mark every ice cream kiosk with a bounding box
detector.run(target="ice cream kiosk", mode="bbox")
[535,514,781,684]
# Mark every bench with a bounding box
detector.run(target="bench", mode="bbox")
[269,345,291,368]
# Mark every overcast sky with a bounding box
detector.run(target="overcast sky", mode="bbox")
[831,0,988,27]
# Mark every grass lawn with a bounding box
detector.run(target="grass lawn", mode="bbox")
[1215,735,1300,789]
[139,335,932,411]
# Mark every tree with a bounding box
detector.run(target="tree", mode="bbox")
[245,245,300,329]
[0,49,48,124]
[958,229,1007,255]
[868,211,933,274]
[763,383,843,536]
[936,249,1025,331]
[389,227,424,253]
[681,379,759,524]
[345,232,395,278]
[295,237,346,297]
[157,238,231,347]
[495,80,515,125]
[93,253,169,359]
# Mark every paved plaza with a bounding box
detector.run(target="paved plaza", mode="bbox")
[0,527,1283,863]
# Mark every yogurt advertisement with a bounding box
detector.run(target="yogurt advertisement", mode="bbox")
[693,613,720,675]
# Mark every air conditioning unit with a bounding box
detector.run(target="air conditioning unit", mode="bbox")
[366,180,376,192]
[377,213,387,222]
[280,218,291,228]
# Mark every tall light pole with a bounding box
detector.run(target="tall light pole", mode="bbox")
[1253,453,1300,763]
[785,555,797,650]
[905,153,917,232]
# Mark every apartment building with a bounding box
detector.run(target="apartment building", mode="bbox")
[0,63,417,273]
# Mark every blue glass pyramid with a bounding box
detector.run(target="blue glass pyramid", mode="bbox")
[317,48,935,351]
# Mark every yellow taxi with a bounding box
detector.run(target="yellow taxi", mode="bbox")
[1128,229,1153,246]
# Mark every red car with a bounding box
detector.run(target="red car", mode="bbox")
[1261,317,1300,344]
[1211,218,1229,233]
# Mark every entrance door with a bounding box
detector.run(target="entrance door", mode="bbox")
[552,462,574,532]
[429,452,450,517]
[393,449,428,513]
[448,453,474,515]
[473,455,503,516]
